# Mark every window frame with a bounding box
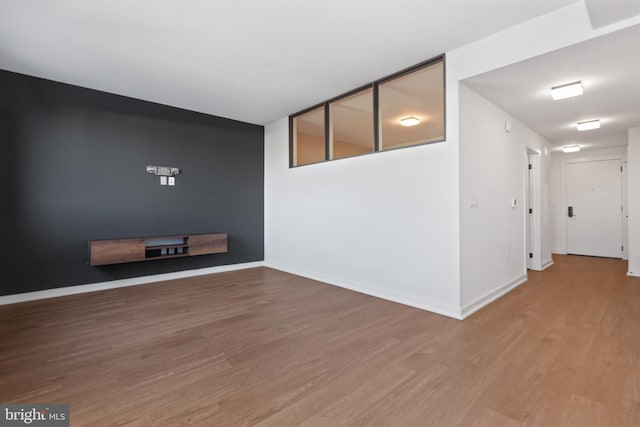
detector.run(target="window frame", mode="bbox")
[289,54,446,168]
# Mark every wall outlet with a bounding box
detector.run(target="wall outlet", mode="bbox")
[160,176,167,185]
[168,177,175,186]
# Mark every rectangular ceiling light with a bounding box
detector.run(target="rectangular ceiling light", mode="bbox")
[551,81,583,100]
[562,145,580,153]
[400,116,420,127]
[577,119,600,131]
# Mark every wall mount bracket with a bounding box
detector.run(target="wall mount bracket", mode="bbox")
[146,165,181,176]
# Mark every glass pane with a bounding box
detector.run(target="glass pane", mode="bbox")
[330,88,374,160]
[379,60,444,150]
[293,107,325,166]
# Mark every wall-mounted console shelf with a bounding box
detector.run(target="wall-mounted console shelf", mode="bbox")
[89,233,227,266]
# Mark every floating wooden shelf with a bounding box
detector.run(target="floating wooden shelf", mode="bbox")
[89,233,227,266]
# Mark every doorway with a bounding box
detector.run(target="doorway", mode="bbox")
[566,159,623,258]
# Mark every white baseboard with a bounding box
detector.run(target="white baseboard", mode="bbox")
[265,262,463,320]
[541,259,554,270]
[0,261,265,306]
[461,273,528,319]
[628,269,640,278]
[552,250,567,255]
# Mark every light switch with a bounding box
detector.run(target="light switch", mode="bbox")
[469,196,479,208]
[160,176,167,185]
[168,177,175,186]
[511,198,517,208]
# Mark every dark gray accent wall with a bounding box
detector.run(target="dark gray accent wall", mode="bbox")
[0,69,264,296]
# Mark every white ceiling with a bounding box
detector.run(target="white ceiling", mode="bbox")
[0,0,576,125]
[585,0,640,28]
[463,23,640,152]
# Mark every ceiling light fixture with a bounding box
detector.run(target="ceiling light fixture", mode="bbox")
[577,119,600,131]
[562,145,580,153]
[400,117,420,127]
[550,81,583,100]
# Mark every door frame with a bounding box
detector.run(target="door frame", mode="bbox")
[525,148,542,270]
[559,154,627,259]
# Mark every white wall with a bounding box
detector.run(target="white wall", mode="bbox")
[550,146,628,256]
[264,119,462,318]
[458,85,552,317]
[263,2,640,320]
[628,127,640,276]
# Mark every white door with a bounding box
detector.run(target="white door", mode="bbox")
[566,159,623,258]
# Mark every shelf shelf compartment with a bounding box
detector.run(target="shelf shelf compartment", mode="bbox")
[145,237,188,248]
[145,248,189,259]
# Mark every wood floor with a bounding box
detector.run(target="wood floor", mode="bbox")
[1,255,640,426]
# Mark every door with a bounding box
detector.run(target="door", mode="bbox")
[566,159,623,258]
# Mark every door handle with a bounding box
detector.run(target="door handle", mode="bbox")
[568,206,574,217]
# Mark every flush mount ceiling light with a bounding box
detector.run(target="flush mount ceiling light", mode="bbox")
[400,117,420,127]
[562,145,580,153]
[577,119,600,131]
[550,81,583,100]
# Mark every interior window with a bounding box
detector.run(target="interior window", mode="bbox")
[289,55,445,167]
[379,60,444,151]
[330,88,374,160]
[292,106,325,166]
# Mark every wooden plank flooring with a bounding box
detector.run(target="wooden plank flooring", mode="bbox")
[1,255,640,426]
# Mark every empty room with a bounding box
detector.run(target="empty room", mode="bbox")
[2,1,640,425]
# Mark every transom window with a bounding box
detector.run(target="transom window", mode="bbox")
[290,55,445,167]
